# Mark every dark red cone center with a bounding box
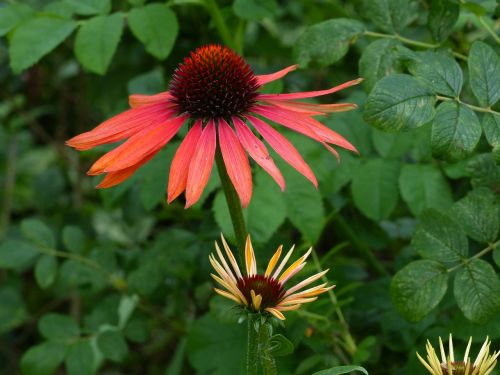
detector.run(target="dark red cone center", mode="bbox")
[169,45,260,119]
[236,274,285,310]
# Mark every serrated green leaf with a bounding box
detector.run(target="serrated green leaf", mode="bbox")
[354,0,415,33]
[187,314,246,374]
[454,259,500,323]
[427,0,459,42]
[372,128,414,158]
[482,113,500,148]
[21,342,66,375]
[358,39,402,92]
[0,3,33,36]
[407,51,463,97]
[35,255,57,289]
[128,4,178,60]
[63,0,111,15]
[9,16,77,74]
[0,239,38,269]
[233,0,278,21]
[284,170,324,243]
[364,74,436,131]
[74,13,124,75]
[65,341,95,375]
[468,41,500,106]
[294,18,365,67]
[431,101,481,161]
[399,164,453,216]
[39,313,80,341]
[351,159,400,221]
[391,260,448,322]
[21,219,55,248]
[412,209,468,264]
[0,287,28,334]
[450,188,499,243]
[313,365,369,375]
[62,226,85,253]
[97,330,128,362]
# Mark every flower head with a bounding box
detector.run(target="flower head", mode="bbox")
[417,334,499,375]
[209,234,334,320]
[67,44,361,208]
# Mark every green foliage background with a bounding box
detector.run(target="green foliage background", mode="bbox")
[0,0,499,374]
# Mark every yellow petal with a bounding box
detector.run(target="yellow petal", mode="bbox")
[214,288,241,305]
[272,245,295,280]
[245,235,257,276]
[250,290,262,310]
[265,307,285,320]
[265,245,282,277]
[220,234,243,279]
[214,241,237,283]
[278,248,312,283]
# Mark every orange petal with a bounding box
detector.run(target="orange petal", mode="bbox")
[167,120,203,203]
[128,91,172,108]
[66,104,175,151]
[219,118,253,208]
[246,115,317,187]
[89,115,186,174]
[185,120,216,208]
[258,78,363,101]
[96,152,156,188]
[256,64,298,86]
[232,116,285,191]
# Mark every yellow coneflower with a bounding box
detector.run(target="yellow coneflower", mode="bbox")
[209,234,334,320]
[417,334,499,375]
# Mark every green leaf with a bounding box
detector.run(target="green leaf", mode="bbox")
[482,113,500,148]
[294,18,365,67]
[62,226,86,253]
[431,102,481,161]
[21,342,66,375]
[128,3,178,60]
[354,0,415,33]
[187,314,246,375]
[39,313,80,341]
[0,239,38,269]
[0,3,33,36]
[450,188,499,243]
[407,51,463,97]
[468,41,500,106]
[35,255,57,289]
[493,248,500,268]
[351,159,400,221]
[364,74,436,131]
[269,334,294,357]
[65,341,95,375]
[0,287,28,334]
[9,16,77,74]
[399,164,453,216]
[21,219,55,248]
[358,39,402,92]
[391,260,448,322]
[427,0,459,42]
[247,172,287,244]
[97,330,128,362]
[233,0,278,21]
[312,365,369,375]
[127,69,165,95]
[74,13,124,75]
[284,170,325,243]
[63,0,111,15]
[411,209,468,264]
[454,259,500,323]
[372,128,414,158]
[118,294,139,329]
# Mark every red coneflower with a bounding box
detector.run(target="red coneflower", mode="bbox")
[67,44,361,208]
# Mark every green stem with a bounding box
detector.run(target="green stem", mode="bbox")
[477,17,500,44]
[436,95,500,115]
[260,322,277,375]
[333,215,389,277]
[215,147,248,265]
[204,0,236,50]
[363,30,468,61]
[311,249,357,358]
[447,240,499,273]
[247,314,259,375]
